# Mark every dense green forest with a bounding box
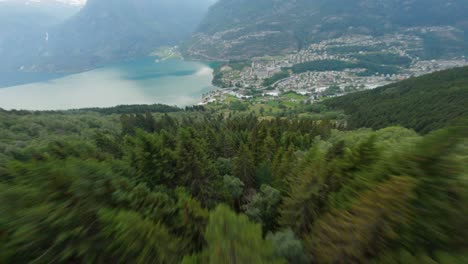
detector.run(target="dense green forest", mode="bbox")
[290,59,401,76]
[1,68,468,263]
[0,110,467,262]
[263,70,291,87]
[325,66,468,134]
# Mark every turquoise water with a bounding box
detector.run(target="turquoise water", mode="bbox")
[0,58,214,110]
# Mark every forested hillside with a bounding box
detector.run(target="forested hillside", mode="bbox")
[0,0,214,73]
[185,0,468,60]
[325,66,468,134]
[1,96,467,262]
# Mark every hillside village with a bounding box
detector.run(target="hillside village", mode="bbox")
[202,28,468,105]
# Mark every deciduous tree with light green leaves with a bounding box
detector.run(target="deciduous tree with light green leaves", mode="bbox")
[185,205,284,264]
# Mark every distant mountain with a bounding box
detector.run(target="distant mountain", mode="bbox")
[0,0,86,6]
[0,0,213,73]
[324,66,468,134]
[0,1,81,72]
[184,0,468,60]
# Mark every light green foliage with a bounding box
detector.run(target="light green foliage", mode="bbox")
[306,176,417,263]
[279,145,329,236]
[203,205,284,264]
[266,229,309,264]
[99,209,180,264]
[223,175,245,200]
[244,185,281,232]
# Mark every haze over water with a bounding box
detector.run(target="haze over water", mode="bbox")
[0,58,215,110]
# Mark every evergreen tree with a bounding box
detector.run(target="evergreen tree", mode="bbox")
[127,130,177,188]
[279,146,328,236]
[99,209,180,264]
[272,146,296,191]
[244,184,282,232]
[176,128,222,207]
[233,143,257,189]
[306,176,417,264]
[174,189,210,253]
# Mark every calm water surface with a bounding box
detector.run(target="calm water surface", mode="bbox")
[0,58,214,110]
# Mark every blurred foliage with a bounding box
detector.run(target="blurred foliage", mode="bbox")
[0,88,467,263]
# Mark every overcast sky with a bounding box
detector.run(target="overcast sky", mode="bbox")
[0,0,218,5]
[0,0,87,5]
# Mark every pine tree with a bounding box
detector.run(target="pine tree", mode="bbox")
[244,185,282,233]
[279,147,328,236]
[176,128,222,207]
[233,143,257,189]
[306,176,417,264]
[99,209,180,264]
[272,146,296,191]
[128,131,177,188]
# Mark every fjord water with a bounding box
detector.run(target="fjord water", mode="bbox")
[0,58,214,110]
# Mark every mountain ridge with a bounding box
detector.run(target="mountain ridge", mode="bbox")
[0,0,213,73]
[184,0,468,60]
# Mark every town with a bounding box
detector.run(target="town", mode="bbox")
[201,27,468,105]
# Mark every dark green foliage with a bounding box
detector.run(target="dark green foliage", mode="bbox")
[325,66,468,133]
[279,145,329,236]
[244,185,282,232]
[291,59,401,76]
[175,127,223,207]
[353,53,412,66]
[266,229,309,264]
[229,101,248,111]
[263,70,290,87]
[322,85,342,97]
[233,143,257,189]
[0,159,180,263]
[79,104,182,115]
[126,130,177,188]
[0,98,466,263]
[99,209,180,263]
[306,176,418,263]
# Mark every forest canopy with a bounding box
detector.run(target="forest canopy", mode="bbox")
[325,66,468,133]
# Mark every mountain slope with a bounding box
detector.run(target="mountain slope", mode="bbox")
[1,0,213,73]
[36,0,213,72]
[0,1,81,72]
[324,66,468,134]
[184,0,468,60]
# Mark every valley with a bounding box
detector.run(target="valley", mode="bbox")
[202,29,468,105]
[0,1,468,263]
